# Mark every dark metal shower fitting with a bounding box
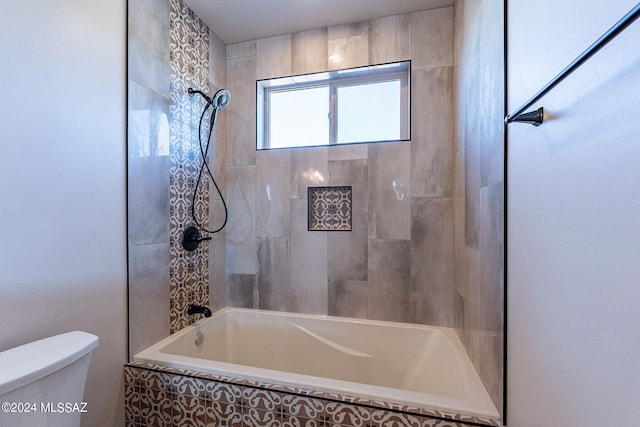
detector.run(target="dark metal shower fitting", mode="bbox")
[510,107,544,126]
[188,87,231,110]
[182,226,211,252]
[187,304,212,317]
[188,87,211,103]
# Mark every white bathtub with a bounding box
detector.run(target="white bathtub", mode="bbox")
[134,308,500,422]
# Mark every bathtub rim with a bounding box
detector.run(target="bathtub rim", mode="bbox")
[133,307,500,423]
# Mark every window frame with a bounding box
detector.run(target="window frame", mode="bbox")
[257,60,411,150]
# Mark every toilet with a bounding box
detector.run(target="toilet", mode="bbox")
[0,331,98,427]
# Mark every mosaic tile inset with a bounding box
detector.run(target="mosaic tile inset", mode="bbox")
[308,186,353,231]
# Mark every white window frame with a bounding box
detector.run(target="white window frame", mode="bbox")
[257,61,410,150]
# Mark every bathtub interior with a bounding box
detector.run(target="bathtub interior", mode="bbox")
[135,308,500,422]
[161,310,465,397]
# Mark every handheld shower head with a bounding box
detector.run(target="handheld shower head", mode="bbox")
[182,86,231,250]
[187,87,231,110]
[212,89,231,110]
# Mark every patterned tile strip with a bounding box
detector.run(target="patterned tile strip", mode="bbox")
[168,0,211,333]
[124,362,501,427]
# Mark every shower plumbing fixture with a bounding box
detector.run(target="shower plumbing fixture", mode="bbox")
[181,87,231,252]
[187,304,212,318]
[182,226,211,251]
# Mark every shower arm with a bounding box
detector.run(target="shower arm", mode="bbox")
[188,88,212,104]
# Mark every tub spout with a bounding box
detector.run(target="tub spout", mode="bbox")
[187,304,212,318]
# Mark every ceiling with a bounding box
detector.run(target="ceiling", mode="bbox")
[183,0,454,45]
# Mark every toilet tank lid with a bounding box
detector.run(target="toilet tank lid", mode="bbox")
[0,331,98,396]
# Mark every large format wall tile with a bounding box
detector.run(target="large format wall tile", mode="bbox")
[128,80,171,246]
[257,237,291,311]
[411,67,454,198]
[480,183,503,333]
[464,112,480,249]
[129,243,170,355]
[368,141,411,240]
[368,239,411,322]
[226,165,256,275]
[290,199,328,314]
[209,31,226,90]
[128,153,171,245]
[478,182,504,408]
[292,29,328,74]
[290,147,328,199]
[327,144,368,161]
[411,7,454,69]
[226,40,256,60]
[327,160,368,282]
[256,149,291,238]
[256,34,292,80]
[226,54,257,166]
[128,0,170,96]
[208,235,226,311]
[328,279,368,318]
[370,13,412,64]
[227,273,256,308]
[410,197,454,326]
[328,22,370,70]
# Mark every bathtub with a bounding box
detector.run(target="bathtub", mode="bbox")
[133,308,500,424]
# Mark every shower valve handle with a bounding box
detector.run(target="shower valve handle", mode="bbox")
[182,226,210,251]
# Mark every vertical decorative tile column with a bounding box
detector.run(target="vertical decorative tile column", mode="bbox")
[168,0,210,333]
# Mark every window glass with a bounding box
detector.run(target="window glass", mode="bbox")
[336,80,401,144]
[269,86,329,149]
[257,61,410,150]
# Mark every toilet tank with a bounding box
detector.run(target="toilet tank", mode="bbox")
[0,331,98,427]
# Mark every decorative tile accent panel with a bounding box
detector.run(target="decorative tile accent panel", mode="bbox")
[125,362,501,427]
[308,186,352,231]
[168,0,211,333]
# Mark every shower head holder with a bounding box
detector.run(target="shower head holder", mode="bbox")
[188,87,231,111]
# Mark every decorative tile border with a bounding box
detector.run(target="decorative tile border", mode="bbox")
[168,0,211,333]
[308,186,353,231]
[125,362,501,427]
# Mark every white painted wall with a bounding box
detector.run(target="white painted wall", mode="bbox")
[507,1,640,425]
[0,1,127,426]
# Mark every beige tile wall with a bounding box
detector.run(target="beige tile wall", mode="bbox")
[223,7,457,326]
[128,0,172,355]
[453,0,505,417]
[128,0,228,350]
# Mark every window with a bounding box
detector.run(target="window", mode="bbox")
[257,61,410,150]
